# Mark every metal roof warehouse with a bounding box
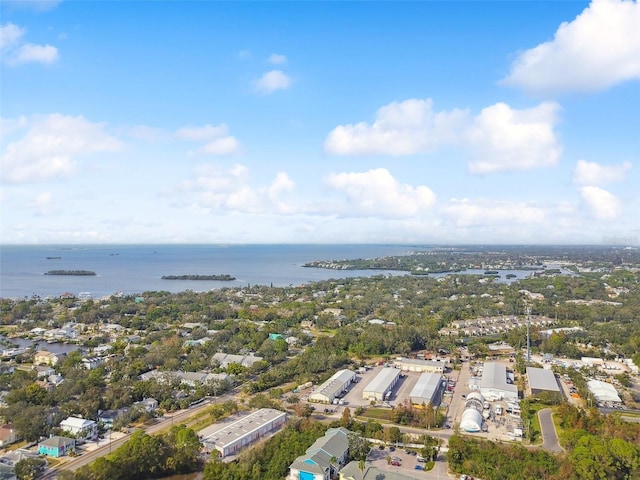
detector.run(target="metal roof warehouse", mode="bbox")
[202,408,286,458]
[409,372,443,407]
[362,367,400,401]
[526,367,561,395]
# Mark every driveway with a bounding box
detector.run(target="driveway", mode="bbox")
[538,408,563,453]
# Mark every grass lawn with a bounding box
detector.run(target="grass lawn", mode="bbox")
[520,401,551,445]
[357,408,392,421]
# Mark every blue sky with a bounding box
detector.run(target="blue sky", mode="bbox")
[1,0,638,245]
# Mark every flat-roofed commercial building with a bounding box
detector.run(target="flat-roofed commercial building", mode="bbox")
[363,368,400,401]
[393,357,445,374]
[202,408,286,458]
[479,362,518,401]
[409,372,443,407]
[308,369,356,404]
[526,367,561,396]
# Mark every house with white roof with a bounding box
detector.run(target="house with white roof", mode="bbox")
[59,416,97,441]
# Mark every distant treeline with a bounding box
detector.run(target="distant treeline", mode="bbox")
[161,274,236,281]
[44,270,96,276]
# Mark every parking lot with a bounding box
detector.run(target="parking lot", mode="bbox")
[367,444,427,476]
[339,365,448,410]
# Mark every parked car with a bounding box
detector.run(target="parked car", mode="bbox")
[391,461,401,466]
[415,465,424,470]
[389,446,395,451]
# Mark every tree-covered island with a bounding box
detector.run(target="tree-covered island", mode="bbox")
[44,270,96,276]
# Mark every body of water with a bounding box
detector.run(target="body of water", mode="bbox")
[0,244,416,299]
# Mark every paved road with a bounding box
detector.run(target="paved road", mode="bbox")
[39,397,224,479]
[538,408,563,453]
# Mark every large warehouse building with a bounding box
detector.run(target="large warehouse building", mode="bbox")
[587,379,622,403]
[362,368,400,401]
[202,408,286,458]
[526,367,561,396]
[393,357,445,374]
[308,369,356,404]
[409,372,443,407]
[479,362,518,401]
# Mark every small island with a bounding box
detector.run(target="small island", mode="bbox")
[161,274,236,281]
[44,270,96,276]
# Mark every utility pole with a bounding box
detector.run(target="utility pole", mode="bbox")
[526,306,531,364]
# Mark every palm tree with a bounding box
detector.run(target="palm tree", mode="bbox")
[358,459,366,476]
[330,455,338,478]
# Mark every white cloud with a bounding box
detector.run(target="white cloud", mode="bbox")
[573,159,632,185]
[194,137,240,156]
[325,98,561,174]
[10,43,58,65]
[180,164,297,214]
[465,102,561,174]
[237,49,252,60]
[0,22,25,50]
[324,98,468,156]
[442,198,546,227]
[254,70,292,94]
[1,22,59,66]
[580,185,622,219]
[501,0,640,94]
[0,114,121,183]
[268,53,287,65]
[325,168,436,217]
[175,123,240,156]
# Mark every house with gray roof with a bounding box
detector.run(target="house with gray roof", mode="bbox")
[287,427,351,480]
[340,461,420,480]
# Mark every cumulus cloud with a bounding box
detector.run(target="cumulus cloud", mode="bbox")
[0,114,121,183]
[268,53,287,65]
[324,98,468,156]
[254,70,292,94]
[175,123,240,156]
[580,185,622,219]
[0,22,24,50]
[466,102,561,174]
[442,198,546,227]
[325,168,436,217]
[501,0,640,94]
[325,98,561,174]
[10,43,58,65]
[180,164,297,214]
[573,159,632,185]
[0,22,59,66]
